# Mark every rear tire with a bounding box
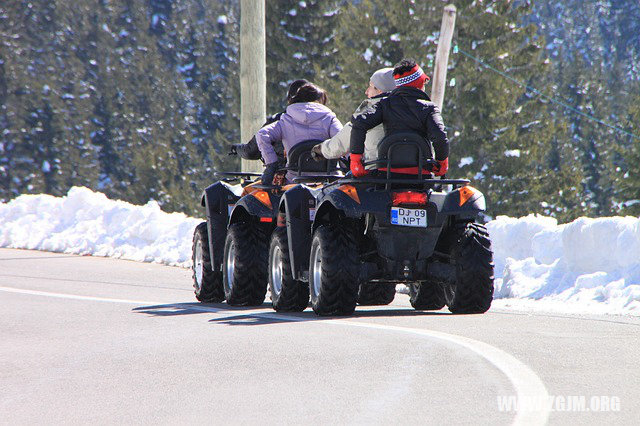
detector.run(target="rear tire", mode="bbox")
[223,222,269,306]
[357,283,396,306]
[409,282,445,310]
[192,222,224,303]
[268,228,309,312]
[309,225,359,316]
[444,222,494,314]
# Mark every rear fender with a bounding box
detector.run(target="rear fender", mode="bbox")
[201,182,240,271]
[313,185,391,231]
[439,186,486,221]
[281,185,315,281]
[319,186,363,218]
[229,190,279,225]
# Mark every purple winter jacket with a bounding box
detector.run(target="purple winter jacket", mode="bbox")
[256,102,342,165]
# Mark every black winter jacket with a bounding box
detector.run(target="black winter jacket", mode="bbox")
[350,87,449,161]
[235,112,285,161]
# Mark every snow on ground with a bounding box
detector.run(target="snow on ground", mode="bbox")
[1,187,639,315]
[487,214,640,315]
[0,187,201,267]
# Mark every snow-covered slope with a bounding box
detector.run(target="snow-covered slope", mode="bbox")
[487,215,640,315]
[0,187,201,267]
[1,187,639,315]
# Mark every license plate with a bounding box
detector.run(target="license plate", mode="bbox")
[390,207,427,228]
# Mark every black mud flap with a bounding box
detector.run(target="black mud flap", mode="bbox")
[202,183,240,271]
[283,185,315,281]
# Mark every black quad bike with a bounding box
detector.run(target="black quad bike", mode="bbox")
[272,132,494,316]
[191,140,337,308]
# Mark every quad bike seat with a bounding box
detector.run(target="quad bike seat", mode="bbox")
[286,139,338,174]
[375,132,435,176]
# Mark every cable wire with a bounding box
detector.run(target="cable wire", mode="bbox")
[455,46,640,141]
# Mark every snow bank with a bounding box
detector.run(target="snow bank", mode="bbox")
[1,188,639,315]
[487,214,640,315]
[0,187,201,267]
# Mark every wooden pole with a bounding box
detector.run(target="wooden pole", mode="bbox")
[240,0,266,173]
[431,4,457,111]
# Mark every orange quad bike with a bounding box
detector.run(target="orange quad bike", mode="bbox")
[191,140,340,308]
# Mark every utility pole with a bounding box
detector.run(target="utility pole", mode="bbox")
[431,4,457,111]
[240,0,266,173]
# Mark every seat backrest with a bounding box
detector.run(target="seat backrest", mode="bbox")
[286,139,337,174]
[377,132,433,169]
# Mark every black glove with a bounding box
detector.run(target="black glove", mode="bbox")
[261,162,279,186]
[311,144,325,162]
[228,144,239,156]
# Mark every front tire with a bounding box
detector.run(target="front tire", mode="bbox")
[444,222,494,314]
[223,222,269,306]
[357,283,396,306]
[268,228,309,312]
[408,282,445,310]
[192,222,224,303]
[309,224,359,316]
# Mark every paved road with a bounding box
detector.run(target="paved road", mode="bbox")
[1,248,638,425]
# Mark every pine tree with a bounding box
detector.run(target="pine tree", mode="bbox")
[266,0,341,113]
[318,0,443,122]
[533,0,640,216]
[612,81,640,216]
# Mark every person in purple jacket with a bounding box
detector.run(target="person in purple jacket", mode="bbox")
[256,83,342,185]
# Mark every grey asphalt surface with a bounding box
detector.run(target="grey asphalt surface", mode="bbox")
[1,248,638,425]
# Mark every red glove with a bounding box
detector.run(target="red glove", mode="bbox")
[433,158,449,176]
[350,153,368,177]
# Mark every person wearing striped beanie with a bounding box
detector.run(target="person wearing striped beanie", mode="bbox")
[349,58,449,178]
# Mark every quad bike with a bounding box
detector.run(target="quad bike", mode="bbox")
[191,140,338,308]
[272,132,495,316]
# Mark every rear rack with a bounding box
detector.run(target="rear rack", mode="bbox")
[297,176,470,191]
[214,172,262,179]
[292,175,344,184]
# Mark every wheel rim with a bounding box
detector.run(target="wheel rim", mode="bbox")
[194,239,203,291]
[310,241,322,298]
[225,241,236,291]
[271,245,283,296]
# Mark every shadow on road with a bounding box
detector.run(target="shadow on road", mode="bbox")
[132,301,452,325]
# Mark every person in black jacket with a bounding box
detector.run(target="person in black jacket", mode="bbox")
[229,79,309,161]
[349,59,449,177]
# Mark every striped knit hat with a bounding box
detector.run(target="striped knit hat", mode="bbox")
[393,64,429,89]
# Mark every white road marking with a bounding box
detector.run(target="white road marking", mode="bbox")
[0,286,157,305]
[1,285,550,425]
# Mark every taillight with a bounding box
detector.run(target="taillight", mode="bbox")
[338,185,360,204]
[392,191,427,206]
[252,190,272,209]
[458,186,477,206]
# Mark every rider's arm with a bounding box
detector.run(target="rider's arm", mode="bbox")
[424,104,449,161]
[350,101,383,154]
[235,112,284,161]
[320,123,351,159]
[256,120,283,165]
[234,137,262,160]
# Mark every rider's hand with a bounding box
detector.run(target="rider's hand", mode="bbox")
[311,144,325,162]
[433,158,449,176]
[273,171,286,187]
[228,144,239,156]
[350,153,368,178]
